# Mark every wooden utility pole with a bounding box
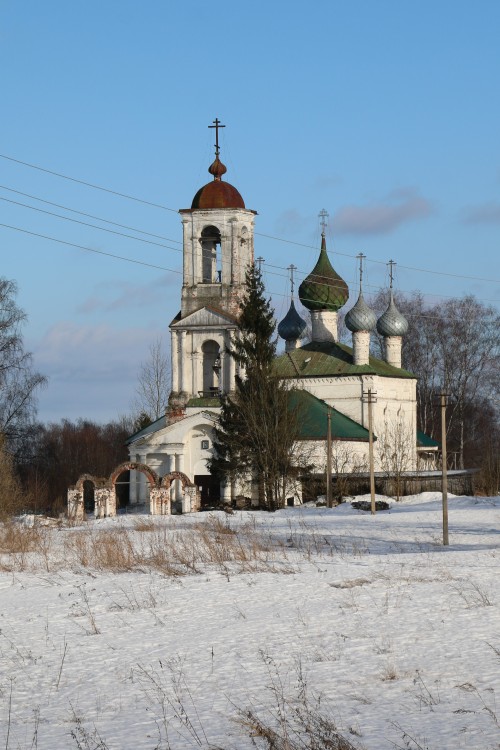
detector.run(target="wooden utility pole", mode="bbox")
[440,392,449,545]
[367,389,376,515]
[326,408,333,507]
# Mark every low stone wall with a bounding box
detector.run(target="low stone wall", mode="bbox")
[303,470,477,502]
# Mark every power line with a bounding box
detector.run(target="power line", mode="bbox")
[0,184,182,243]
[0,153,178,212]
[2,217,500,306]
[2,221,500,313]
[2,151,500,287]
[0,196,183,254]
[0,223,182,275]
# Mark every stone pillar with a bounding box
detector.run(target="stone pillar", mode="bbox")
[220,349,227,393]
[179,331,187,393]
[227,332,236,391]
[182,218,190,284]
[191,351,200,396]
[311,310,338,343]
[222,480,231,506]
[67,489,84,521]
[171,329,179,393]
[230,218,237,284]
[352,330,371,366]
[385,336,403,368]
[175,454,185,501]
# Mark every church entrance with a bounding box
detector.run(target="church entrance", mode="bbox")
[195,474,221,507]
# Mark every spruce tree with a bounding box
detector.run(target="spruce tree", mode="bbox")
[210,264,305,510]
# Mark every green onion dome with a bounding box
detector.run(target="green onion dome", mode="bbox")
[298,234,349,312]
[376,292,409,336]
[278,300,307,342]
[345,292,377,332]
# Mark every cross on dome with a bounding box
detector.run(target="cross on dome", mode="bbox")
[208,118,226,157]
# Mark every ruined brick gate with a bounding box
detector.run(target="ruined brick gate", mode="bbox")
[67,462,200,520]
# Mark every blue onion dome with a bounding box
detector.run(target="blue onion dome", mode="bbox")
[298,234,349,312]
[278,300,307,342]
[376,292,409,336]
[345,292,377,332]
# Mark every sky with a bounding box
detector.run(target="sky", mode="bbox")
[1,0,499,424]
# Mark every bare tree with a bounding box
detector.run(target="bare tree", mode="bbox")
[377,414,415,501]
[132,337,171,423]
[0,278,47,455]
[371,291,500,469]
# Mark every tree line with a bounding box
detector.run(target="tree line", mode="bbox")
[1,272,499,517]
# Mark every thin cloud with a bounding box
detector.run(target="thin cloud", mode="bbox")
[76,273,177,314]
[462,202,500,225]
[33,322,169,422]
[334,188,435,236]
[312,174,343,191]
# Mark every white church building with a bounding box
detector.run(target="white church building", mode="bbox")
[123,122,422,512]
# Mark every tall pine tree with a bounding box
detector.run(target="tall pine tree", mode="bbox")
[210,264,306,510]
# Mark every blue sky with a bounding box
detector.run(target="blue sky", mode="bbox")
[1,0,499,423]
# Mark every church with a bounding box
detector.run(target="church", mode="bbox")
[124,122,423,511]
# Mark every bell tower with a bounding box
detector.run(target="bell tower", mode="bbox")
[169,121,256,411]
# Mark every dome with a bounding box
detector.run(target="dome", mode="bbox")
[298,234,349,312]
[191,154,245,209]
[345,292,376,332]
[191,180,245,209]
[376,292,409,336]
[278,300,307,342]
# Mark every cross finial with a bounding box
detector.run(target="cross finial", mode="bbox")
[319,208,329,236]
[256,256,265,272]
[208,118,226,157]
[357,253,366,293]
[388,259,396,290]
[287,264,297,297]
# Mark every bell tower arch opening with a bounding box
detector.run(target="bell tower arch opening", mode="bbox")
[201,225,222,283]
[201,339,221,395]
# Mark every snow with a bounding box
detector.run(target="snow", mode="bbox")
[1,492,499,749]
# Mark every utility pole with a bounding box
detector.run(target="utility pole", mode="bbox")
[326,408,333,507]
[362,388,377,514]
[440,392,449,546]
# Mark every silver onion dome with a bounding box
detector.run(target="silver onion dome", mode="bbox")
[345,292,377,332]
[376,292,409,337]
[278,300,307,342]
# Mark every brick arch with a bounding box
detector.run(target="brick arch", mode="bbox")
[75,473,108,492]
[109,462,159,489]
[160,471,195,491]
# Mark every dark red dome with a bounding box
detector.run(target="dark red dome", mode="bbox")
[191,180,245,209]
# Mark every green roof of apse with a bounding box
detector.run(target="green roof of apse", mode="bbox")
[417,430,440,448]
[273,340,415,379]
[289,390,371,441]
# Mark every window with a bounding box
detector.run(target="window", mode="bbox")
[201,439,209,450]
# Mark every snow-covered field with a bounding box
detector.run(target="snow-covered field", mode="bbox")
[0,492,499,750]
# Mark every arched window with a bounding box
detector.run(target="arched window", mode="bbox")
[200,226,222,283]
[201,340,220,394]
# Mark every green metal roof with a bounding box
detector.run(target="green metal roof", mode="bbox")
[273,340,415,379]
[186,397,221,408]
[298,234,349,312]
[126,415,167,445]
[288,390,371,441]
[417,429,440,448]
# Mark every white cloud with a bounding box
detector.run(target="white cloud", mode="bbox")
[33,322,169,422]
[334,187,435,236]
[462,202,500,225]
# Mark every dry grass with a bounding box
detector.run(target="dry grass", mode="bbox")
[0,513,296,576]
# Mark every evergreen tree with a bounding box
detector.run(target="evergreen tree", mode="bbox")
[210,265,307,510]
